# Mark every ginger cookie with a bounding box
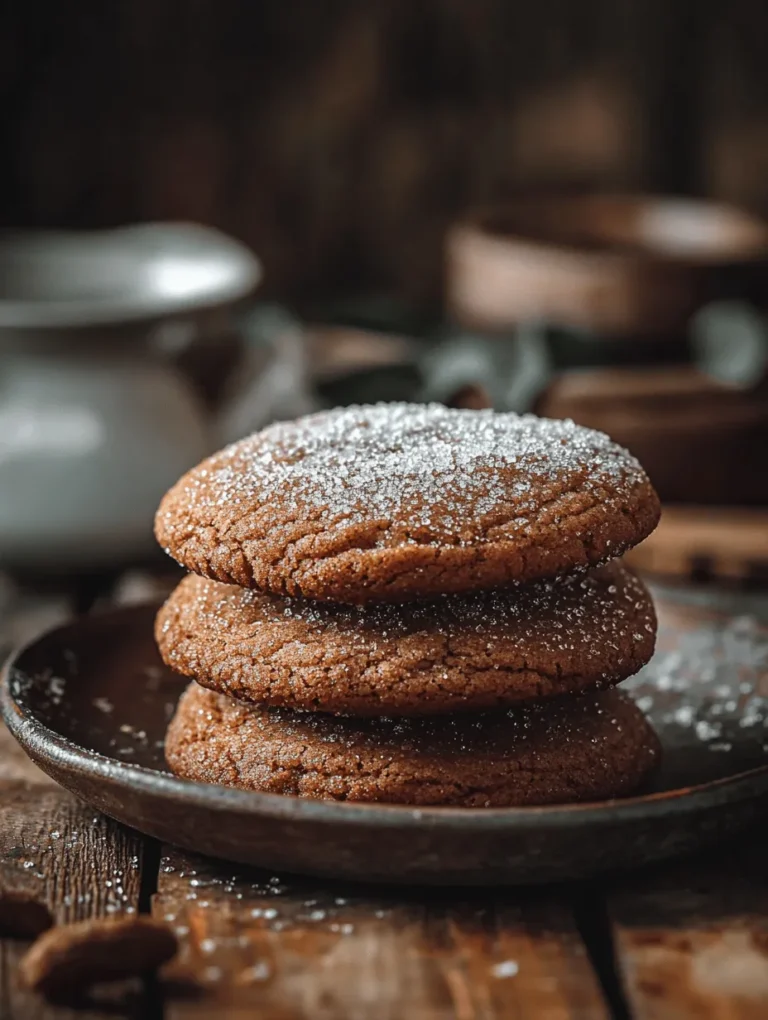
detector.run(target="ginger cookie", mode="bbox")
[155,403,659,603]
[165,683,660,807]
[20,917,177,1003]
[156,561,656,716]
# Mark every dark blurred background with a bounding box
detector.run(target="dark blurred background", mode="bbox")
[3,0,767,303]
[1,0,767,585]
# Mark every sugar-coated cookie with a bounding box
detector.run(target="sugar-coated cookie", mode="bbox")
[165,683,660,807]
[155,403,660,603]
[156,561,656,716]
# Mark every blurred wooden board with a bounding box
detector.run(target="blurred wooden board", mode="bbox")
[626,506,768,583]
[608,826,768,1019]
[155,849,608,1020]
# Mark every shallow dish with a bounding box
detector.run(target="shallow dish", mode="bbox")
[2,585,767,885]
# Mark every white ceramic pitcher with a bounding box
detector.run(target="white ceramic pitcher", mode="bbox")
[0,223,261,571]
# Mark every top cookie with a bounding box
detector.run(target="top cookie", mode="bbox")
[155,403,660,603]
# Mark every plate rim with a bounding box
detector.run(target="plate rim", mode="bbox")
[3,602,768,834]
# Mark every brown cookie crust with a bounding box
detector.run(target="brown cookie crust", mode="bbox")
[165,683,660,807]
[155,403,660,603]
[156,561,656,716]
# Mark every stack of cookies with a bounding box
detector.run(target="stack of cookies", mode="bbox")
[155,403,661,807]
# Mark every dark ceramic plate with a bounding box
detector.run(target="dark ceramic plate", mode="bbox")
[2,587,768,886]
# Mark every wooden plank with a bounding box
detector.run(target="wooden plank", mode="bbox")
[154,847,608,1019]
[625,507,768,585]
[608,826,768,1019]
[0,783,150,1019]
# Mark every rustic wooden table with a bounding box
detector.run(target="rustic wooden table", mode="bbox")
[1,570,767,1020]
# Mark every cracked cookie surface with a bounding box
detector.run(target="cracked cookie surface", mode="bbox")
[154,403,660,603]
[165,683,660,806]
[156,561,656,716]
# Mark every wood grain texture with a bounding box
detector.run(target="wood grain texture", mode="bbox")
[608,826,768,1019]
[0,783,148,1019]
[154,847,607,1019]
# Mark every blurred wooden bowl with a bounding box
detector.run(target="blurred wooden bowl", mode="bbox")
[447,194,768,336]
[538,365,768,506]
